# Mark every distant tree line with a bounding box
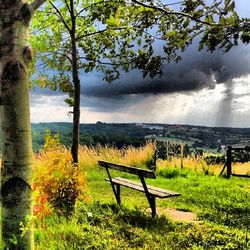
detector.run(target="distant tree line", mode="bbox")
[32,132,146,152]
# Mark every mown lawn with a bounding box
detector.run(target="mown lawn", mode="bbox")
[35,166,250,249]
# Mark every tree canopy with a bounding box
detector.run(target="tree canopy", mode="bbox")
[32,0,250,94]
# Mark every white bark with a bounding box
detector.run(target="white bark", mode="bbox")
[0,0,45,248]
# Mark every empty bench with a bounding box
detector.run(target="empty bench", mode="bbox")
[99,160,180,218]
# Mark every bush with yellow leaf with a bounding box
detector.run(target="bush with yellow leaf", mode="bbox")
[33,130,88,216]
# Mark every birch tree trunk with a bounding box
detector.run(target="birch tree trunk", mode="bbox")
[0,0,45,248]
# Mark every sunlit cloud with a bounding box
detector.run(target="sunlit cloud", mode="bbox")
[29,76,250,127]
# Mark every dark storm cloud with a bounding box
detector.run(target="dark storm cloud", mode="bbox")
[81,94,148,112]
[81,44,250,99]
[30,40,250,115]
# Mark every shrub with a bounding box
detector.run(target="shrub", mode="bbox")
[33,130,89,216]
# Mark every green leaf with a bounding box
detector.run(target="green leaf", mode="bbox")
[106,15,120,27]
[138,6,153,13]
[225,0,231,8]
[138,38,142,46]
[227,2,235,12]
[219,16,227,26]
[183,19,190,28]
[205,15,214,24]
[65,98,74,107]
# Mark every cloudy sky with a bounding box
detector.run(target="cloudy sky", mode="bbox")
[30,1,250,128]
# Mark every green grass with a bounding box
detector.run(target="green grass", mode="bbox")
[87,167,250,227]
[34,166,250,249]
[35,204,249,250]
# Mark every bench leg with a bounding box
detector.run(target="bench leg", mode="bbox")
[111,183,121,205]
[138,174,157,218]
[115,184,121,205]
[148,196,156,218]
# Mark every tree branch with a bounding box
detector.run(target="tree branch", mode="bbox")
[63,0,71,14]
[131,0,220,26]
[76,27,127,41]
[49,1,72,33]
[30,0,47,13]
[75,0,122,18]
[40,50,72,63]
[78,56,129,66]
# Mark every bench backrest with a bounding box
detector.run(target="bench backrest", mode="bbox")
[98,160,156,179]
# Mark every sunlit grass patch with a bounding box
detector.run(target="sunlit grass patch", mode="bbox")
[232,161,250,175]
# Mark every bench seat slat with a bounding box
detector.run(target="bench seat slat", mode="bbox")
[107,177,180,198]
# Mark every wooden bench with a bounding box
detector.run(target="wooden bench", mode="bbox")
[98,160,181,218]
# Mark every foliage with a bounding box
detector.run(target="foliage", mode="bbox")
[33,194,51,228]
[158,168,189,179]
[31,0,250,90]
[232,150,250,163]
[33,130,89,216]
[43,129,61,150]
[132,0,250,53]
[198,0,250,52]
[31,0,184,88]
[204,151,250,165]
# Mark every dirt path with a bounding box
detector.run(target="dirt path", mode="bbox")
[147,208,201,224]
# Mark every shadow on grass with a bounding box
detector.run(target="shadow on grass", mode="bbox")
[158,168,188,178]
[86,202,175,232]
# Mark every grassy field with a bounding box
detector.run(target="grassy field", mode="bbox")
[0,140,249,249]
[32,143,250,249]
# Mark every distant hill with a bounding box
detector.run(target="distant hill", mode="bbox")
[32,122,250,151]
[1,122,250,152]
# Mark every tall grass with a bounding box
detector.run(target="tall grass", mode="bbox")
[34,141,250,178]
[157,156,223,175]
[78,145,100,170]
[77,142,156,171]
[122,143,156,168]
